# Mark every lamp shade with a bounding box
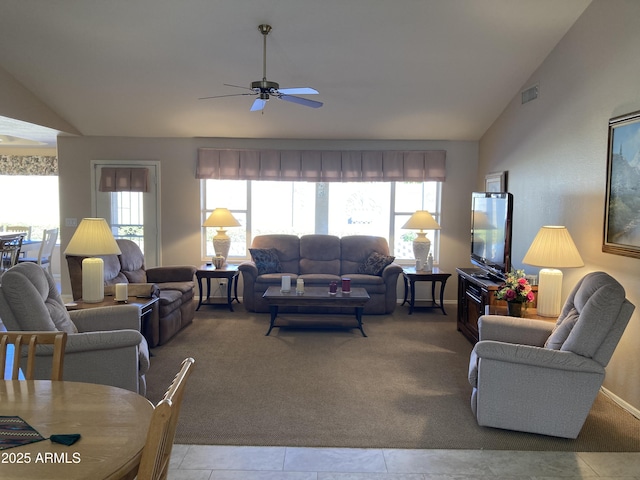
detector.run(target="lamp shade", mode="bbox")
[523,226,583,317]
[522,226,583,268]
[64,218,121,304]
[203,208,241,228]
[401,210,441,231]
[64,218,121,256]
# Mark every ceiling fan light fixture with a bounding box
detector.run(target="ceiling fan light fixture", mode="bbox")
[199,24,322,111]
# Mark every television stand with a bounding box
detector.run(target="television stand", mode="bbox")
[456,267,538,343]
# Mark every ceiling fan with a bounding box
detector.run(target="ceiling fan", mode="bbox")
[199,24,323,112]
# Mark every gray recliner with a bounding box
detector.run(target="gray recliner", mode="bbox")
[468,271,635,438]
[0,262,149,395]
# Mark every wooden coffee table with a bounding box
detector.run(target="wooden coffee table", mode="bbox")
[262,285,370,337]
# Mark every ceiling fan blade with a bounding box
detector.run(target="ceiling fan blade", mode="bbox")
[250,98,267,111]
[277,87,319,95]
[199,93,256,100]
[278,94,323,108]
[223,83,255,91]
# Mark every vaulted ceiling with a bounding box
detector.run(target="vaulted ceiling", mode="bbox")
[0,0,591,147]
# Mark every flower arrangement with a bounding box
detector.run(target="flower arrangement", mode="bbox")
[495,269,535,304]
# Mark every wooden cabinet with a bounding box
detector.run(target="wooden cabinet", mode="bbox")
[456,267,540,343]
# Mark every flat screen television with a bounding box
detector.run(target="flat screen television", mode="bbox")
[470,191,513,281]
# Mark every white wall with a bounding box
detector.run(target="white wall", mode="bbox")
[479,0,640,410]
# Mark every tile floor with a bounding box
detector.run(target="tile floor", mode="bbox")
[168,444,640,479]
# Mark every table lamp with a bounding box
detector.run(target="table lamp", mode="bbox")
[402,210,441,267]
[203,208,241,262]
[522,226,583,317]
[64,218,121,303]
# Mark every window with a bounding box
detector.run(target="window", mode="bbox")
[202,180,441,261]
[110,191,144,250]
[0,175,59,241]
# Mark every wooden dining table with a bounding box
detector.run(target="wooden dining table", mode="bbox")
[0,380,154,480]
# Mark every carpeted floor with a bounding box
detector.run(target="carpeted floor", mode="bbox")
[145,305,640,451]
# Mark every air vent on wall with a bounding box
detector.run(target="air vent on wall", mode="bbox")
[521,84,539,104]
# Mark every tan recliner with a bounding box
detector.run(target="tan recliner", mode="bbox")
[0,262,149,395]
[468,271,635,438]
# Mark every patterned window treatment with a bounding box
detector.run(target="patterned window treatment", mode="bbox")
[197,148,446,182]
[99,167,150,192]
[0,155,58,175]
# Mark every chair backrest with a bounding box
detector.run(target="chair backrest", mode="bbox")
[1,331,67,380]
[6,225,31,240]
[0,262,79,334]
[36,228,59,264]
[545,271,635,366]
[137,357,195,480]
[0,234,24,274]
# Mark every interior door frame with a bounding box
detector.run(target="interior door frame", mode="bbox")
[90,160,162,267]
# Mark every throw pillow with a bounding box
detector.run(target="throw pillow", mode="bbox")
[358,252,395,276]
[249,248,282,275]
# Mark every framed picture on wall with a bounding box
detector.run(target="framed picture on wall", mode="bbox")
[603,109,640,259]
[485,171,507,192]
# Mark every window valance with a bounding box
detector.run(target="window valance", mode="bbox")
[196,149,446,182]
[0,155,58,176]
[99,167,149,192]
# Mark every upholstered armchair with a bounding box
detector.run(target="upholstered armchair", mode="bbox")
[468,271,635,438]
[0,263,149,395]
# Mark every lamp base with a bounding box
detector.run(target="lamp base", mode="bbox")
[82,257,104,303]
[412,232,431,266]
[213,228,231,262]
[536,268,563,317]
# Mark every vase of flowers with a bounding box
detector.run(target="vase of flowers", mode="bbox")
[495,269,535,317]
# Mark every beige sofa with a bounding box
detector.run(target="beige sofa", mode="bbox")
[239,234,402,314]
[66,239,196,347]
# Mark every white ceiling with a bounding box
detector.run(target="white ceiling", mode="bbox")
[0,0,591,148]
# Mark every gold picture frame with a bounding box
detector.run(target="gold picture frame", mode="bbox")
[603,110,640,258]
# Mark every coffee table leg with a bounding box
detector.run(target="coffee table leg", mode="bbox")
[355,307,367,337]
[266,305,279,336]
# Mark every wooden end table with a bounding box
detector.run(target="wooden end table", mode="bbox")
[402,267,451,315]
[196,263,240,311]
[262,285,370,336]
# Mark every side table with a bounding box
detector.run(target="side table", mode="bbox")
[196,264,240,311]
[402,267,451,315]
[66,296,160,346]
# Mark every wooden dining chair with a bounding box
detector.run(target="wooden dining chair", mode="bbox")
[1,331,67,381]
[137,357,195,480]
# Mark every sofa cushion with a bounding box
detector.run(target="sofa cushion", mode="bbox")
[299,235,341,275]
[340,235,391,274]
[103,254,125,283]
[157,281,195,295]
[251,235,300,273]
[299,273,342,285]
[358,251,395,276]
[250,248,282,275]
